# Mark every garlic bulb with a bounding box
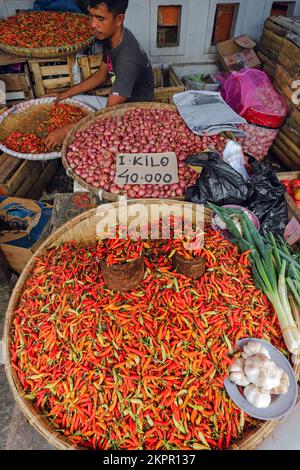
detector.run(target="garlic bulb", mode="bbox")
[270,371,289,395]
[244,384,271,408]
[244,353,282,390]
[229,358,250,386]
[242,341,271,360]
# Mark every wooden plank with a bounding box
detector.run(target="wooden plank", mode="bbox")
[0,152,12,171]
[262,28,284,48]
[281,123,300,147]
[67,55,75,87]
[271,143,300,170]
[13,163,44,197]
[0,248,11,286]
[257,51,278,69]
[28,61,45,97]
[78,56,91,80]
[6,160,43,195]
[271,16,300,35]
[274,135,300,167]
[0,53,27,66]
[259,44,279,63]
[26,160,58,200]
[0,154,22,184]
[279,50,300,76]
[264,18,290,36]
[88,54,102,68]
[260,33,282,54]
[42,76,71,89]
[263,64,276,80]
[0,73,29,92]
[281,38,300,65]
[39,64,70,76]
[275,64,300,87]
[277,131,300,159]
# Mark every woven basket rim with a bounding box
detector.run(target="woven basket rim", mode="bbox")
[0,12,95,58]
[3,200,300,450]
[0,97,95,161]
[61,101,183,201]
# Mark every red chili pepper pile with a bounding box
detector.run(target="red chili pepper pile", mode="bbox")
[0,12,93,49]
[10,226,286,450]
[97,237,144,266]
[1,104,87,153]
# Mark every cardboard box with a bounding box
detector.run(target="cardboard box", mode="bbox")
[0,196,52,273]
[217,35,262,72]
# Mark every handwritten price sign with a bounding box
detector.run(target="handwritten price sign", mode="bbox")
[115,152,178,185]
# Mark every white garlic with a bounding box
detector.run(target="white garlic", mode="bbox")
[244,384,271,408]
[229,358,250,386]
[244,353,282,390]
[270,371,290,395]
[242,341,271,360]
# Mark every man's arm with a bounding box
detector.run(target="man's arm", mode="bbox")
[106,94,127,107]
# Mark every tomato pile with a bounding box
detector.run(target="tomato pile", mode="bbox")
[0,12,93,49]
[281,178,300,209]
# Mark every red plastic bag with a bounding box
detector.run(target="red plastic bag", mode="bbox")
[215,69,288,128]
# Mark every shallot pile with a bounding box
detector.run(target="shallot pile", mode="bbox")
[237,123,278,161]
[66,108,227,198]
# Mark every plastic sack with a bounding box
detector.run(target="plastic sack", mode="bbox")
[236,123,279,161]
[215,69,288,128]
[33,0,82,12]
[185,152,248,206]
[223,140,249,180]
[247,159,288,235]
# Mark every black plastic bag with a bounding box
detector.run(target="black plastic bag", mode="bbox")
[185,152,248,206]
[247,159,287,236]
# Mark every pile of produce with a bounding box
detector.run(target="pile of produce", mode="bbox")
[0,12,93,49]
[10,224,286,450]
[281,178,300,209]
[229,341,289,408]
[66,108,227,198]
[237,123,278,161]
[1,103,88,154]
[97,236,144,265]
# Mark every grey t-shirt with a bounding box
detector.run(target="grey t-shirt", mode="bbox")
[102,28,154,102]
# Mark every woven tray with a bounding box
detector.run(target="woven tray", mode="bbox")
[3,201,300,450]
[0,13,94,58]
[61,102,184,202]
[0,97,95,161]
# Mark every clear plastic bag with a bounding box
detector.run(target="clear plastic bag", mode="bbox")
[223,140,249,180]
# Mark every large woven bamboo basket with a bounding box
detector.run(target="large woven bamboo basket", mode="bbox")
[61,102,184,202]
[3,199,300,450]
[0,97,95,161]
[0,13,94,58]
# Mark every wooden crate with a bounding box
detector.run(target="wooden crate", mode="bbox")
[0,153,58,198]
[77,54,112,97]
[0,53,34,105]
[77,57,185,102]
[153,65,185,104]
[28,56,76,97]
[277,171,300,222]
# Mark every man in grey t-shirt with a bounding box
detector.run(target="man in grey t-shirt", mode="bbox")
[45,0,154,150]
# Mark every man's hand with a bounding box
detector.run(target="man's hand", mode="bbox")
[44,128,67,151]
[45,90,72,103]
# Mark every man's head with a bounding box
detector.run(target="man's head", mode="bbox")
[86,1,129,41]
